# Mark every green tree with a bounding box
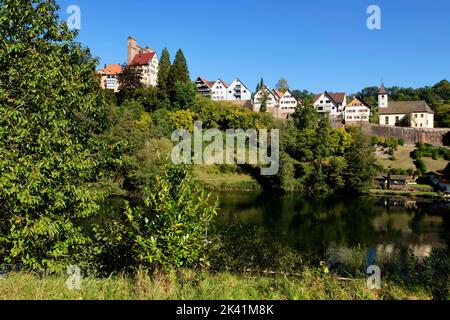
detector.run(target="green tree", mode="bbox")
[118,64,143,103]
[171,81,197,110]
[168,49,190,100]
[259,87,270,113]
[344,128,377,193]
[275,78,289,93]
[157,47,171,101]
[0,0,112,271]
[292,104,319,130]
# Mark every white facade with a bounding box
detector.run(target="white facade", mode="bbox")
[253,86,278,112]
[274,90,298,119]
[344,97,371,123]
[377,83,434,128]
[226,78,252,101]
[211,79,228,101]
[313,92,346,117]
[140,54,159,87]
[253,88,299,119]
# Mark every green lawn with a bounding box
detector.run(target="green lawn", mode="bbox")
[376,145,449,172]
[0,270,432,300]
[194,165,262,191]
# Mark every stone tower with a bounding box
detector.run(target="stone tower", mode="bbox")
[127,36,155,65]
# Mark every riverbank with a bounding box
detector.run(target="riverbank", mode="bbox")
[368,189,445,199]
[0,270,432,300]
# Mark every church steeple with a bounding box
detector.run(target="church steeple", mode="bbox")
[378,81,388,108]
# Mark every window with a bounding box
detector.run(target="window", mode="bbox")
[421,114,424,118]
[415,114,418,118]
[320,100,324,104]
[385,117,389,125]
[395,116,399,123]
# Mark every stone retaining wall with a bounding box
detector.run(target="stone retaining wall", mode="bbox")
[361,124,450,146]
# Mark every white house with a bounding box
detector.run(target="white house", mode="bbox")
[226,78,252,101]
[253,87,299,119]
[129,51,159,87]
[272,90,299,120]
[211,79,229,101]
[377,83,434,128]
[313,92,347,117]
[195,77,251,102]
[97,64,123,93]
[253,86,278,112]
[344,96,372,124]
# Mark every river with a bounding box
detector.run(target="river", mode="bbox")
[215,193,450,262]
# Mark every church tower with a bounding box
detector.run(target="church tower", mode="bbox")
[378,82,388,108]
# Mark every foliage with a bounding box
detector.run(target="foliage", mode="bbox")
[412,142,450,161]
[117,65,143,103]
[92,157,218,272]
[0,0,113,271]
[168,49,190,101]
[169,109,196,132]
[414,159,427,176]
[344,127,377,193]
[156,47,171,101]
[275,78,289,93]
[170,81,197,110]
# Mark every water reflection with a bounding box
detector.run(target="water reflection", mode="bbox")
[216,193,450,260]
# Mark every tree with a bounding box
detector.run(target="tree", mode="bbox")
[259,87,270,113]
[171,81,198,110]
[292,104,319,130]
[168,49,190,100]
[118,64,143,103]
[275,78,289,93]
[344,128,377,193]
[0,0,112,271]
[157,47,171,101]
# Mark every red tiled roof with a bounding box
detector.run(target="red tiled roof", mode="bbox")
[328,92,346,105]
[98,64,123,75]
[130,52,156,66]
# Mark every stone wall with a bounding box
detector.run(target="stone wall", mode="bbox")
[361,124,450,146]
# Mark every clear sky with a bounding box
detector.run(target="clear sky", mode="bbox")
[57,0,449,94]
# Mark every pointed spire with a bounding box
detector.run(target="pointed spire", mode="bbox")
[379,81,387,95]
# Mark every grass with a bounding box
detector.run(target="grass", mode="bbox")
[376,145,449,172]
[369,189,442,198]
[194,165,262,191]
[0,269,432,300]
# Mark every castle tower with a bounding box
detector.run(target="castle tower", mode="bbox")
[127,36,138,65]
[378,82,388,108]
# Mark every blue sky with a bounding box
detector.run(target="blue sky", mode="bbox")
[57,0,449,94]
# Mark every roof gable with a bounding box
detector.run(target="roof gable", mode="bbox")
[130,52,156,66]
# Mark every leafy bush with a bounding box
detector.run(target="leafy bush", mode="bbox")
[92,157,219,272]
[415,159,428,176]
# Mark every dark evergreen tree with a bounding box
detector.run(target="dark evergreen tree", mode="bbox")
[168,49,190,88]
[157,47,171,100]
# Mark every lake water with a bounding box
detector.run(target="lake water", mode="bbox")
[215,193,450,261]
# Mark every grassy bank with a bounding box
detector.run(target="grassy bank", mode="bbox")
[194,165,262,191]
[368,189,443,199]
[0,270,431,300]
